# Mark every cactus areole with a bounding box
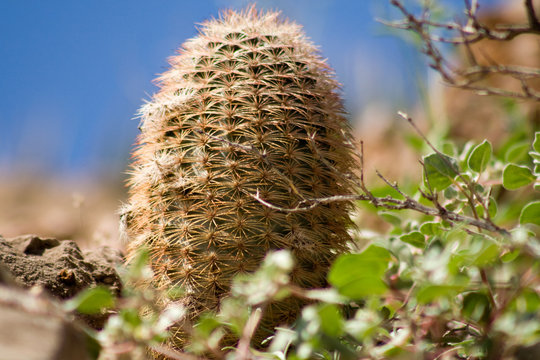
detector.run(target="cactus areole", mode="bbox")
[121,6,358,345]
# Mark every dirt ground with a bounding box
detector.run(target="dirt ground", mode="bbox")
[0,175,126,251]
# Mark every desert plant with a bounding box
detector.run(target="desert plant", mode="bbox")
[119,5,359,351]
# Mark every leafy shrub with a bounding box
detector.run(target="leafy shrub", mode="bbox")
[72,129,539,360]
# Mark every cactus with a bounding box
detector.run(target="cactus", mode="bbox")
[121,6,358,349]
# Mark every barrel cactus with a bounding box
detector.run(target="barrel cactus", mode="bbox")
[121,6,358,349]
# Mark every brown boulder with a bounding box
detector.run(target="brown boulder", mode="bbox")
[0,234,123,329]
[0,234,123,299]
[0,265,95,360]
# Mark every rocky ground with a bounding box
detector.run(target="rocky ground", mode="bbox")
[0,234,124,360]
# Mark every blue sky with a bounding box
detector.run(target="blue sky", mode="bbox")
[0,0,503,178]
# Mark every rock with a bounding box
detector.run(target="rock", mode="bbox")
[84,245,125,288]
[0,266,94,360]
[9,235,61,255]
[0,234,123,298]
[0,234,123,328]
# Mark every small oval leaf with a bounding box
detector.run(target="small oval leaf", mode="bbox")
[444,186,458,199]
[423,153,459,191]
[504,142,530,164]
[467,140,492,173]
[328,245,392,299]
[502,164,535,190]
[520,201,540,226]
[462,292,491,323]
[318,304,344,337]
[378,211,402,227]
[501,249,520,263]
[64,286,115,314]
[399,231,426,248]
[419,222,443,236]
[472,242,500,266]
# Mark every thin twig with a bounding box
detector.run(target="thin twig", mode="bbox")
[398,111,482,221]
[525,0,540,31]
[251,190,369,213]
[385,0,540,101]
[480,269,498,311]
[252,190,509,235]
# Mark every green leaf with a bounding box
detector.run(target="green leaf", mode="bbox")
[520,201,540,226]
[452,237,500,267]
[475,204,485,218]
[417,284,465,304]
[462,292,491,323]
[336,277,388,300]
[405,134,424,152]
[85,331,102,360]
[194,313,222,336]
[487,197,498,218]
[423,153,459,190]
[420,222,443,236]
[502,164,535,190]
[318,304,344,337]
[64,286,115,314]
[514,289,540,312]
[460,141,476,165]
[501,249,520,263]
[120,308,142,327]
[444,186,458,199]
[467,140,492,173]
[504,142,530,164]
[328,245,392,299]
[399,231,426,248]
[472,242,500,266]
[378,211,402,227]
[442,141,457,157]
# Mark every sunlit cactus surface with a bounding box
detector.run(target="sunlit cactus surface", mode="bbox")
[121,5,359,348]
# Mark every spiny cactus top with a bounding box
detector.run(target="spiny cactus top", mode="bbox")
[121,6,358,345]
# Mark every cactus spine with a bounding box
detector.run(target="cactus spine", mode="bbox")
[122,6,358,348]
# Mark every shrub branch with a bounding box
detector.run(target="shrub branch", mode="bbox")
[382,0,540,101]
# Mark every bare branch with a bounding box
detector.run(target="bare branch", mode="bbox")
[251,191,368,213]
[252,189,509,235]
[385,0,540,101]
